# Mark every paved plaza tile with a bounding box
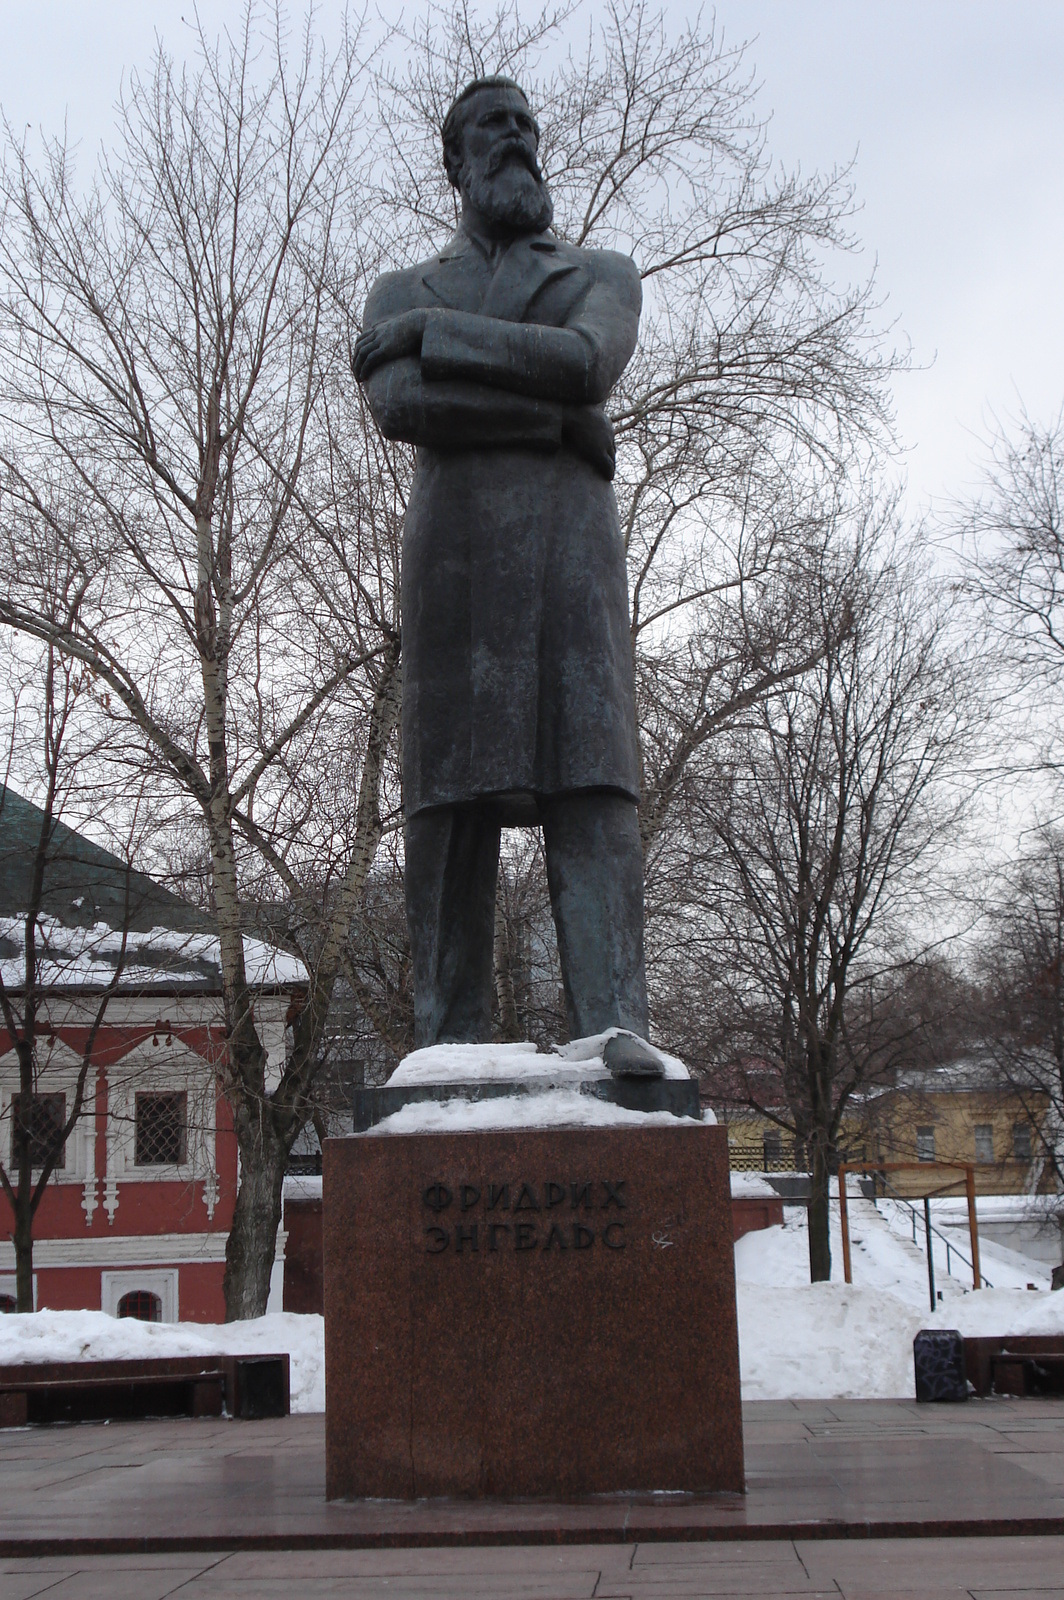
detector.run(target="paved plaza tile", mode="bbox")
[1,1402,1063,1595]
[4,1538,1064,1597]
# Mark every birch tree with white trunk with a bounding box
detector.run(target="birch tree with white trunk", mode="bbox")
[0,5,402,1317]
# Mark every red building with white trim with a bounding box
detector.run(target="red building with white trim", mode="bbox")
[0,788,305,1321]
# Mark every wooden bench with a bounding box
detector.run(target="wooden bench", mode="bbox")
[992,1350,1064,1398]
[963,1336,1064,1398]
[0,1353,290,1426]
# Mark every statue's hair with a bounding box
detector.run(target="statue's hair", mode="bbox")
[441,76,537,188]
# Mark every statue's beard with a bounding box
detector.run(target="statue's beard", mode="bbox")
[461,150,554,234]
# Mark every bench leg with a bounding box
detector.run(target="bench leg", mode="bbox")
[191,1377,225,1418]
[0,1392,28,1428]
[993,1359,1029,1397]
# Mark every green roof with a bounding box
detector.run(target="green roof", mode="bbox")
[0,787,213,935]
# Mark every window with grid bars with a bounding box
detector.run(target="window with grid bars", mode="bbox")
[1012,1122,1033,1162]
[916,1125,936,1162]
[0,1295,16,1314]
[117,1290,161,1322]
[134,1092,187,1166]
[9,1093,66,1170]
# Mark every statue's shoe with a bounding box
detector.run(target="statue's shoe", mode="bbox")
[603,1032,664,1079]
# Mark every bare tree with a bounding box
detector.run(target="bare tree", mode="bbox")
[654,512,978,1280]
[977,828,1064,1230]
[0,628,134,1311]
[958,407,1064,805]
[0,5,402,1317]
[962,408,1064,691]
[0,0,908,1314]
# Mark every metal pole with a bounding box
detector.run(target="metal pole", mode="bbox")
[923,1195,936,1312]
[838,1166,852,1284]
[946,1239,952,1278]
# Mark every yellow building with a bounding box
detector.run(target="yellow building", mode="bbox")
[715,1060,1054,1197]
[858,1062,1052,1198]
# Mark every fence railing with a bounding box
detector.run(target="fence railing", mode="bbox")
[727,1144,804,1173]
[876,1174,992,1291]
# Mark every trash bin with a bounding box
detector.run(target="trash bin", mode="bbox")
[913,1328,967,1402]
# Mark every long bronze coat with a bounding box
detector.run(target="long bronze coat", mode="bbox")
[361,226,642,819]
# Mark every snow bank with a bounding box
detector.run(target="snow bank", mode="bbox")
[926,1287,1064,1339]
[730,1172,781,1199]
[738,1281,924,1399]
[735,1203,1064,1399]
[737,1282,1064,1401]
[0,1310,324,1413]
[367,1090,706,1135]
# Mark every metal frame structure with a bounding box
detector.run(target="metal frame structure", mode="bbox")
[837,1161,982,1310]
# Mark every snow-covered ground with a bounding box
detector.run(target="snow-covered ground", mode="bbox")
[1,1194,1060,1407]
[736,1196,1064,1399]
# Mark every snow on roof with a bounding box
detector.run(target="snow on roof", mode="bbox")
[0,914,307,993]
[891,1057,1010,1093]
[855,1052,1052,1100]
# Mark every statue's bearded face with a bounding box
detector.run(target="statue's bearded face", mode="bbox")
[454,87,553,234]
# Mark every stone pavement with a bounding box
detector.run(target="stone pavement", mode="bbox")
[1,1401,1063,1596]
[7,1536,1064,1599]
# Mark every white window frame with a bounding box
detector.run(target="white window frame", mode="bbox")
[106,1042,216,1187]
[0,1036,97,1189]
[0,1272,37,1310]
[101,1267,179,1323]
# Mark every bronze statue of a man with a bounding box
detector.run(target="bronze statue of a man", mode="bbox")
[355,76,660,1077]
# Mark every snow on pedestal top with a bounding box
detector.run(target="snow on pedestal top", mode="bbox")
[366,1088,710,1135]
[389,1030,691,1085]
[363,1034,704,1133]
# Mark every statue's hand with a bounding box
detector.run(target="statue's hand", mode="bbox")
[562,405,616,481]
[352,309,429,381]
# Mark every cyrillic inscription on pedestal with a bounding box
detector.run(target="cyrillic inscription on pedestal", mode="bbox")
[324,1123,743,1500]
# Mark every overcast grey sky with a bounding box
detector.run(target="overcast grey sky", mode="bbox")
[1,1,1061,516]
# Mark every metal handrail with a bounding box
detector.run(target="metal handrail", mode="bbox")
[838,1159,984,1310]
[875,1173,994,1291]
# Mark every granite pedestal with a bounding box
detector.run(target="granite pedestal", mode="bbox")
[323,1122,743,1500]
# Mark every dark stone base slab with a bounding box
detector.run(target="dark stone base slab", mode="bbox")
[351,1074,700,1131]
[2,1403,1064,1554]
[5,1405,1064,1554]
[323,1123,743,1499]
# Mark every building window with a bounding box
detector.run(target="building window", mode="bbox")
[916,1126,936,1162]
[9,1093,66,1170]
[974,1124,994,1164]
[134,1092,187,1166]
[117,1290,162,1322]
[762,1130,782,1168]
[0,1294,16,1314]
[1012,1122,1033,1162]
